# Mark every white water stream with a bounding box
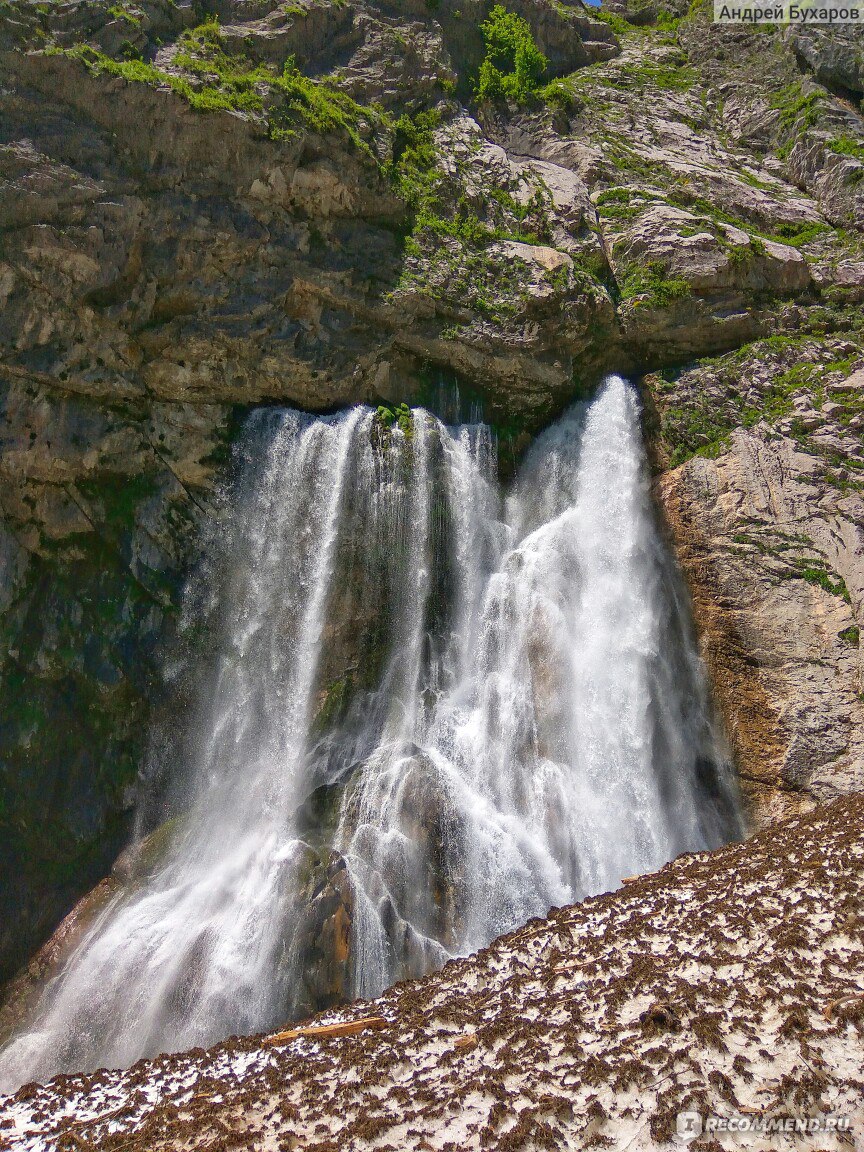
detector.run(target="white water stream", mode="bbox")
[0,375,739,1090]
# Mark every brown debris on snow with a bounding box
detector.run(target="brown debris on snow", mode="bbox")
[1,795,863,1151]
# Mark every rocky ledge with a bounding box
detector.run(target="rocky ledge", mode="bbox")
[1,793,862,1150]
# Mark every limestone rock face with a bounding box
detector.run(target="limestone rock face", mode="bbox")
[648,344,864,827]
[1,0,864,988]
[788,26,864,98]
[608,203,811,361]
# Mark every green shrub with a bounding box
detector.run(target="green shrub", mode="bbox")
[655,7,681,30]
[390,109,441,206]
[591,9,632,37]
[828,135,864,162]
[108,3,141,25]
[55,35,375,149]
[540,77,578,113]
[475,5,548,105]
[620,259,691,307]
[376,403,413,437]
[272,57,373,148]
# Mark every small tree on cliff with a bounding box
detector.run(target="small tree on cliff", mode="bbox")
[475,5,548,104]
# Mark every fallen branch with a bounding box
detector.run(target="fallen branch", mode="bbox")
[265,1016,389,1045]
[823,993,864,1020]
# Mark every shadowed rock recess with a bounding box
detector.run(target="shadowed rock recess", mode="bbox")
[0,0,863,1092]
[1,794,862,1150]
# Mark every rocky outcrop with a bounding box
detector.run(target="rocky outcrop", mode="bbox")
[788,26,864,99]
[648,341,864,827]
[608,202,811,361]
[3,793,861,1149]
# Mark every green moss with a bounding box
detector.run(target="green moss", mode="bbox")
[609,56,695,92]
[591,4,681,36]
[388,108,553,263]
[649,337,864,467]
[768,221,830,247]
[540,77,578,114]
[839,625,860,646]
[769,83,821,159]
[375,402,414,438]
[312,674,355,736]
[107,3,141,25]
[666,189,835,252]
[595,186,668,223]
[590,9,633,37]
[270,56,375,150]
[662,399,733,467]
[770,83,821,131]
[655,7,682,30]
[619,259,691,307]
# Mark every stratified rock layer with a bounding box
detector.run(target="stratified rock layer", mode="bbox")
[1,793,862,1150]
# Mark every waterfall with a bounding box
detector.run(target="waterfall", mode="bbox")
[0,376,740,1092]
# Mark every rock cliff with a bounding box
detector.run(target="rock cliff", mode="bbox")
[0,0,863,990]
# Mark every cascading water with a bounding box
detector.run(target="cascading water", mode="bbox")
[0,375,740,1092]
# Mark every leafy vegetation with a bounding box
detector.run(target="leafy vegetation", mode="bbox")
[828,135,864,163]
[660,397,733,466]
[594,186,666,223]
[475,5,548,105]
[780,558,851,603]
[589,8,632,37]
[619,259,691,307]
[652,335,864,468]
[769,83,821,159]
[540,77,579,114]
[770,83,821,131]
[389,109,443,213]
[589,5,681,37]
[388,109,552,250]
[603,56,695,93]
[270,57,375,149]
[107,3,141,26]
[376,403,414,437]
[51,21,376,149]
[769,221,830,247]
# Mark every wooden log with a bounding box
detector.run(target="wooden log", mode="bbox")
[264,1016,389,1045]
